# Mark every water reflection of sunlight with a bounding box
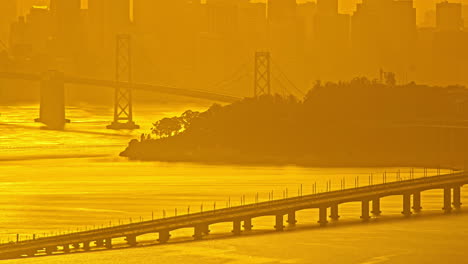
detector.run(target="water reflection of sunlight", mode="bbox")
[0,104,210,159]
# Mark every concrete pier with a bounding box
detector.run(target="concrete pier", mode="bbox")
[287,211,297,226]
[402,193,412,216]
[232,219,242,235]
[35,71,69,129]
[125,235,137,246]
[83,242,90,251]
[330,204,340,220]
[361,200,370,221]
[443,187,452,213]
[45,246,56,255]
[62,244,70,253]
[318,207,328,226]
[372,198,381,216]
[95,240,103,247]
[158,230,170,243]
[193,225,204,240]
[105,238,112,249]
[243,218,253,231]
[453,185,462,209]
[412,192,422,213]
[275,214,285,231]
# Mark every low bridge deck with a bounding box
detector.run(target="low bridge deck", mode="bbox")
[1,171,466,259]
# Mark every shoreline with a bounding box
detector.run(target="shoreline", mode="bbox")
[121,147,460,170]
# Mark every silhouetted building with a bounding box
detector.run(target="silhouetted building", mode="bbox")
[351,0,416,80]
[0,0,17,47]
[314,0,350,81]
[268,0,307,92]
[432,2,467,85]
[436,1,463,32]
[50,0,81,57]
[86,0,130,78]
[9,16,30,58]
[26,6,52,54]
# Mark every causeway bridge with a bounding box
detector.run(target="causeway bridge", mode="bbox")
[0,171,466,260]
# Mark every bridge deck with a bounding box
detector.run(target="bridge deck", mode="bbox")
[0,72,240,103]
[0,171,466,259]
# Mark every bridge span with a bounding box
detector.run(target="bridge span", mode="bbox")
[0,71,241,129]
[0,171,466,259]
[0,71,241,103]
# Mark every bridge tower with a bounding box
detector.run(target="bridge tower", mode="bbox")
[254,51,271,97]
[107,34,140,130]
[35,71,70,130]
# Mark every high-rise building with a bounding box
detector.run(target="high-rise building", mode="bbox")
[267,0,305,92]
[351,0,416,79]
[50,0,81,56]
[314,0,350,81]
[0,0,17,47]
[436,1,463,32]
[86,0,130,77]
[317,0,338,15]
[432,2,467,85]
[26,5,53,53]
[268,0,296,22]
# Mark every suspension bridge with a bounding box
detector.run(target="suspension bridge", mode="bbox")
[0,35,303,130]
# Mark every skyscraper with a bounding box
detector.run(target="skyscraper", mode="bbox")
[267,0,305,92]
[351,0,416,79]
[0,0,17,47]
[86,0,130,77]
[268,0,296,22]
[314,0,350,80]
[433,1,466,84]
[50,0,81,57]
[436,1,463,32]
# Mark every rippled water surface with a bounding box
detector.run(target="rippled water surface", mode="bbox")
[0,104,466,264]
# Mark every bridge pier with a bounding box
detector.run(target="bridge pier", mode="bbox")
[318,207,328,226]
[443,187,452,214]
[36,71,69,129]
[361,200,370,221]
[95,239,104,247]
[158,230,171,244]
[371,198,381,216]
[62,244,70,253]
[275,214,285,231]
[243,218,253,231]
[105,238,112,249]
[453,185,462,209]
[83,241,90,251]
[402,193,412,217]
[72,243,80,249]
[193,225,204,240]
[330,204,340,220]
[232,219,242,235]
[45,246,56,255]
[412,192,422,213]
[126,235,137,246]
[203,224,210,235]
[287,211,297,226]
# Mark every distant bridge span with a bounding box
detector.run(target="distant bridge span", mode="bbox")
[0,171,466,259]
[0,72,241,103]
[0,71,241,129]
